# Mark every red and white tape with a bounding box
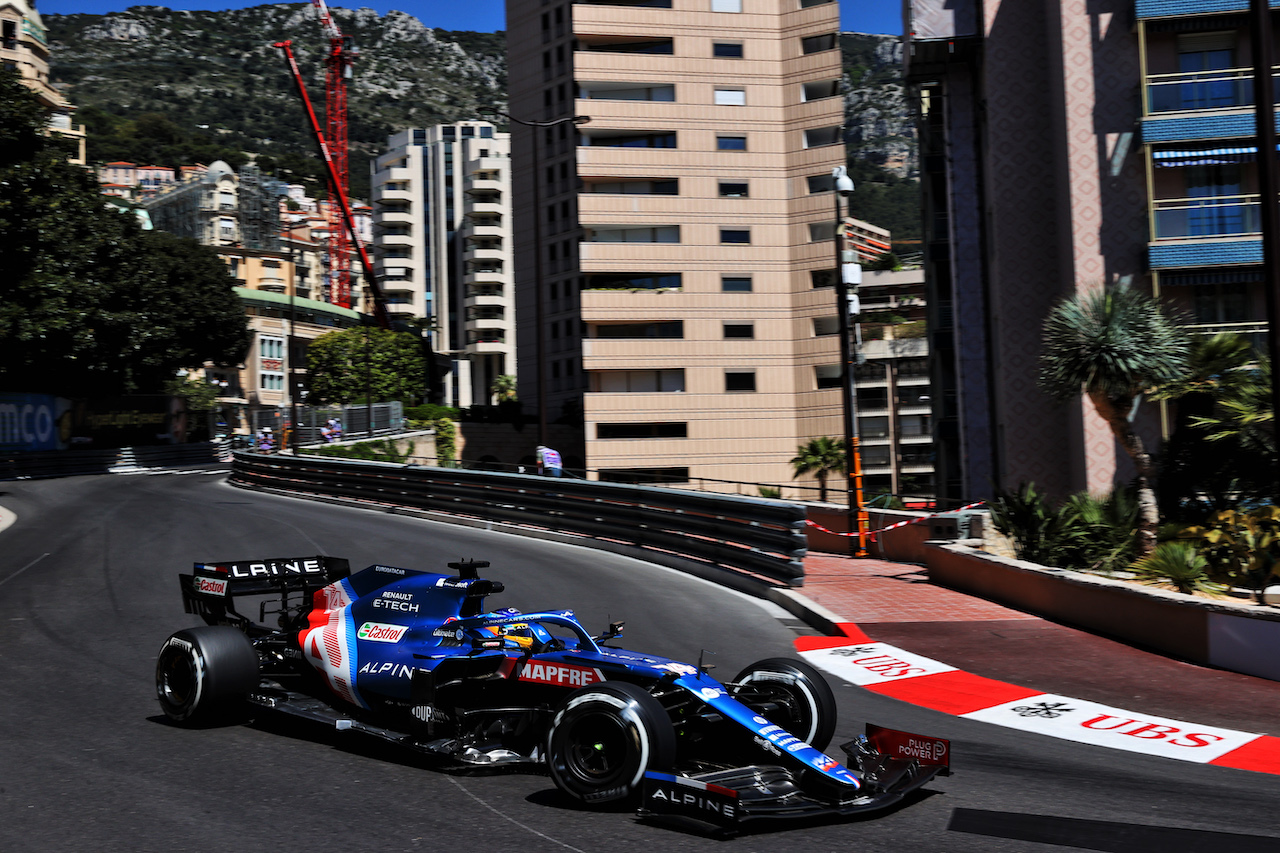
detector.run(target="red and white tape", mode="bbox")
[805,501,986,540]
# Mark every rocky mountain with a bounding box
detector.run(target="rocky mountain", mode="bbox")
[842,32,915,178]
[45,7,915,227]
[46,4,507,198]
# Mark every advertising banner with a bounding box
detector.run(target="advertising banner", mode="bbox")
[0,393,71,453]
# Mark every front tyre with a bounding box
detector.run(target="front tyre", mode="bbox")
[731,657,837,751]
[155,626,258,725]
[546,682,675,805]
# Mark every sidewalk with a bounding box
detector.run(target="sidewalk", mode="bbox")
[796,553,1280,739]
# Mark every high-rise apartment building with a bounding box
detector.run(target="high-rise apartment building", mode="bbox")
[908,0,1278,504]
[371,122,515,408]
[3,0,86,163]
[507,0,848,490]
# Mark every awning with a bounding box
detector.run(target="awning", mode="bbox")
[1153,146,1275,167]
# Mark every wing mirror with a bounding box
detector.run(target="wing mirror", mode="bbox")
[594,620,625,643]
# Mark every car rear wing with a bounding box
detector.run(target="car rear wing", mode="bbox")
[180,556,351,630]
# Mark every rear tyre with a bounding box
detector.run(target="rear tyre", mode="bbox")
[155,626,259,725]
[731,657,837,751]
[546,681,675,805]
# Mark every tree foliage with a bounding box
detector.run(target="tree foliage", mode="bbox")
[1152,334,1275,516]
[305,327,427,405]
[1038,287,1190,554]
[0,70,250,396]
[791,436,846,504]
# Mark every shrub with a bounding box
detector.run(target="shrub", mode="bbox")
[1130,541,1225,597]
[1179,507,1280,603]
[987,482,1084,567]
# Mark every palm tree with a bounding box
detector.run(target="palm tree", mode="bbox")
[790,437,846,503]
[1038,287,1190,555]
[489,374,518,404]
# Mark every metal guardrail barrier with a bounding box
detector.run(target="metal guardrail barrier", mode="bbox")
[0,441,227,480]
[230,451,808,587]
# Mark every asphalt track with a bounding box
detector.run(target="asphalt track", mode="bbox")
[3,471,1280,852]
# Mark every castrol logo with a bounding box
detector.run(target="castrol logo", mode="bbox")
[194,577,228,596]
[357,622,408,643]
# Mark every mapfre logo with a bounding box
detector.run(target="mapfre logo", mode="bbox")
[357,622,408,643]
[517,662,604,688]
[194,577,228,596]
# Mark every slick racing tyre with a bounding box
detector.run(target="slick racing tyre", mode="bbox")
[731,657,837,751]
[547,682,675,805]
[155,626,259,725]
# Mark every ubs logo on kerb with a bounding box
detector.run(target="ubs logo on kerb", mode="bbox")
[358,622,408,643]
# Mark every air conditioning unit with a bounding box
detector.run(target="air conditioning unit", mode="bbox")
[928,510,977,540]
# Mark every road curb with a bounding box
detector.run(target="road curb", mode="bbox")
[0,504,15,535]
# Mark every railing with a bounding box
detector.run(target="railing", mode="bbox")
[1152,194,1261,240]
[1,442,227,480]
[1145,67,1265,114]
[229,452,808,586]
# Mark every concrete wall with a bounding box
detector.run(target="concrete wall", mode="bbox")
[925,541,1280,682]
[805,505,933,562]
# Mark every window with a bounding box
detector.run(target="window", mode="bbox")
[711,0,742,10]
[260,373,284,391]
[815,364,842,389]
[586,225,680,243]
[716,182,749,198]
[807,174,834,194]
[802,80,841,102]
[591,369,686,392]
[582,37,674,54]
[713,42,743,58]
[722,276,753,292]
[812,316,840,336]
[714,88,746,106]
[720,229,751,244]
[1195,282,1249,323]
[593,321,684,338]
[585,179,679,194]
[582,131,677,148]
[809,222,836,241]
[580,83,675,101]
[598,467,689,484]
[597,422,688,439]
[800,0,835,6]
[723,323,755,338]
[804,126,842,148]
[717,135,747,151]
[725,371,756,392]
[583,273,682,290]
[259,336,285,359]
[811,269,835,288]
[801,33,837,54]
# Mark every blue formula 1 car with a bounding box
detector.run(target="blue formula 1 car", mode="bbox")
[155,556,949,829]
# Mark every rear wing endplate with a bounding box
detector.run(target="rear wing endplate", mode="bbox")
[180,555,350,627]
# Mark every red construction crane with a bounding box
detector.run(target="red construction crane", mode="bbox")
[274,39,389,329]
[307,0,356,309]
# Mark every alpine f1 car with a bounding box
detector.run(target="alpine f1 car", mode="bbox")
[156,555,950,829]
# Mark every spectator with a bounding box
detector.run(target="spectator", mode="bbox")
[536,445,562,478]
[257,428,274,453]
[327,417,342,442]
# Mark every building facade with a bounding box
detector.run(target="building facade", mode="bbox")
[903,0,1269,503]
[507,0,851,491]
[143,161,362,433]
[3,0,85,163]
[371,122,515,408]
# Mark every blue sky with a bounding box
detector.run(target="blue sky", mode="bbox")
[38,1,905,35]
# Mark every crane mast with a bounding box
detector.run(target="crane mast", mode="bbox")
[274,39,389,329]
[311,0,355,309]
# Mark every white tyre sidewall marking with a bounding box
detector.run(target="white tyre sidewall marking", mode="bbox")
[738,671,819,744]
[551,691,650,792]
[162,637,204,720]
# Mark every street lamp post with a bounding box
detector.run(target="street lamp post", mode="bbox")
[497,111,591,448]
[833,166,870,557]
